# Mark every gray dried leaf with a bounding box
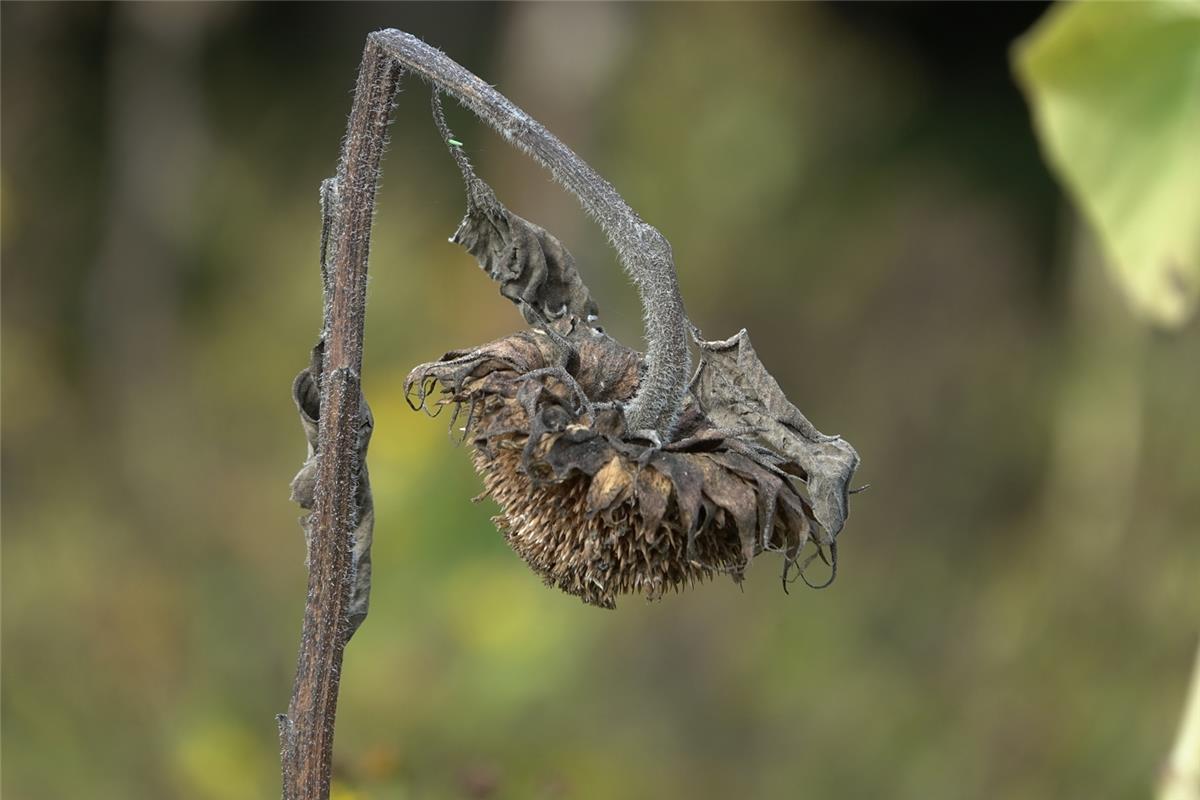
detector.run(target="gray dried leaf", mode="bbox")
[692,328,860,540]
[432,93,599,326]
[290,343,375,640]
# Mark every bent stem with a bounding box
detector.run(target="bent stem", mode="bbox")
[370,29,690,436]
[279,29,692,800]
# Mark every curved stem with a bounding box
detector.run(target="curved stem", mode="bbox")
[371,29,690,436]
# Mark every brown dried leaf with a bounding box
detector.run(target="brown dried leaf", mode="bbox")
[695,456,759,562]
[587,457,633,513]
[635,468,672,536]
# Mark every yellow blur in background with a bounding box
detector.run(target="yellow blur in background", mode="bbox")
[2,4,1198,800]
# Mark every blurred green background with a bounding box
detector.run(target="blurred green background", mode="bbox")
[3,3,1198,799]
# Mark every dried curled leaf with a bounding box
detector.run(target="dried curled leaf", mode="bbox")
[691,328,860,539]
[433,94,599,325]
[290,342,375,639]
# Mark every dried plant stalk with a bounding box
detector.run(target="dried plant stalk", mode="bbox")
[281,27,862,800]
[279,37,399,800]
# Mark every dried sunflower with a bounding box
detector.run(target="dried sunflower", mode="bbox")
[282,34,862,798]
[404,94,861,609]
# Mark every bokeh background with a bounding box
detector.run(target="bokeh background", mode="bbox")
[3,3,1198,799]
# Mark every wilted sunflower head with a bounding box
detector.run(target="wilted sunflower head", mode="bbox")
[409,95,860,608]
[405,318,859,609]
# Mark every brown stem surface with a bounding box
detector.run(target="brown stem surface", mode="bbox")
[278,38,401,800]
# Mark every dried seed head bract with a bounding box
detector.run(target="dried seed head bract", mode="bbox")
[406,93,861,609]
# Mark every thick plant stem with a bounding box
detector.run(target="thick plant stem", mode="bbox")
[278,38,401,800]
[370,29,690,437]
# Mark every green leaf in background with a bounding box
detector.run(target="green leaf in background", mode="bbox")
[1014,1,1200,328]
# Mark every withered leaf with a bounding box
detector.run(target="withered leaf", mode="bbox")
[587,457,633,513]
[290,343,375,640]
[634,468,672,536]
[695,456,759,563]
[432,94,599,326]
[693,328,860,539]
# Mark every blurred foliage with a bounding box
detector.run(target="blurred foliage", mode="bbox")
[2,4,1199,800]
[1014,0,1200,328]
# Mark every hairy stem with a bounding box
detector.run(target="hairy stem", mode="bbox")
[279,38,401,800]
[370,29,690,436]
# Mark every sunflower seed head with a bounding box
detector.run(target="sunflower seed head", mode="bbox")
[406,321,853,609]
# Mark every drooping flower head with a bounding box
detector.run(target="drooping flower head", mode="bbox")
[406,95,861,609]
